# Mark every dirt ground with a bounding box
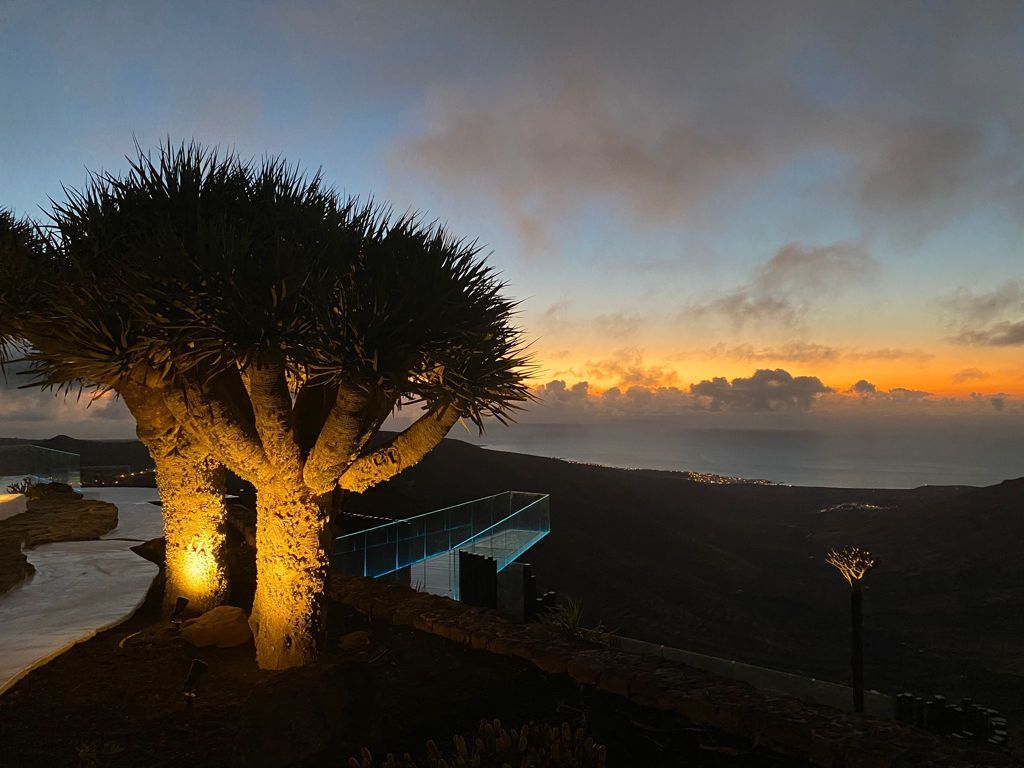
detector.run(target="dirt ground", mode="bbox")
[0,567,808,768]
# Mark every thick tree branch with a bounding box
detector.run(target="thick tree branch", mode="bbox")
[303,386,392,493]
[338,405,460,493]
[120,382,183,459]
[248,357,303,477]
[162,369,273,485]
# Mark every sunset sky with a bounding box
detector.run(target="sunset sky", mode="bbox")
[1,1,1023,436]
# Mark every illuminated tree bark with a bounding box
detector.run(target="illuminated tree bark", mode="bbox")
[250,480,329,669]
[152,450,229,613]
[123,385,229,614]
[238,365,462,669]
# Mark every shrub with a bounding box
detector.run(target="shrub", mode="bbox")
[349,719,607,768]
[5,477,34,495]
[539,598,610,645]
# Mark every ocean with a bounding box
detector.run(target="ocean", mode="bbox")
[448,420,1024,489]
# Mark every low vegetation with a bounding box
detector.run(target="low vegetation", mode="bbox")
[539,597,610,645]
[348,719,607,768]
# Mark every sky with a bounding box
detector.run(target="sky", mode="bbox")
[1,0,1023,438]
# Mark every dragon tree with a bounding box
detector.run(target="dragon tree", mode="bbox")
[0,143,531,669]
[827,546,878,713]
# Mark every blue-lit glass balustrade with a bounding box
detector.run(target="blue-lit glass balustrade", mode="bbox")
[0,445,81,491]
[332,491,550,599]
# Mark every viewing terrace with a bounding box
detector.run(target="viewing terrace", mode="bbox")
[332,491,550,600]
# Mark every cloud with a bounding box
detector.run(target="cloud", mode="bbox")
[593,312,645,339]
[0,361,134,438]
[526,371,1020,423]
[845,348,935,362]
[690,368,833,412]
[829,381,933,404]
[529,378,695,419]
[972,392,1007,412]
[944,280,1024,346]
[688,293,799,328]
[955,321,1024,347]
[855,119,988,231]
[534,379,591,406]
[686,242,877,328]
[706,341,932,364]
[952,367,989,384]
[583,347,679,389]
[388,3,1024,248]
[540,301,572,330]
[888,387,931,401]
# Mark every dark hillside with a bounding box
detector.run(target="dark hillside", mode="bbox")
[353,439,1023,727]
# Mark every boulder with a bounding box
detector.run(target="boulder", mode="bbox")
[181,605,253,648]
[231,662,379,768]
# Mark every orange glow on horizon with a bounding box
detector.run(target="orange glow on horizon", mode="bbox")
[527,345,1024,400]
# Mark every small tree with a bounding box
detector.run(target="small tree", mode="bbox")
[826,546,877,712]
[0,143,531,668]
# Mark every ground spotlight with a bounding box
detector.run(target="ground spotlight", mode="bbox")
[170,597,190,633]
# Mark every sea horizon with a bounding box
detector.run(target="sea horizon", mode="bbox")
[449,421,1024,489]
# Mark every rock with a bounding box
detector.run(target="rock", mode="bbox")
[232,662,379,768]
[181,606,253,648]
[130,537,165,566]
[338,630,371,651]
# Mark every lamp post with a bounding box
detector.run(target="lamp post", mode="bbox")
[827,546,877,713]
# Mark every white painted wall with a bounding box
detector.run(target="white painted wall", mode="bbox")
[0,493,27,522]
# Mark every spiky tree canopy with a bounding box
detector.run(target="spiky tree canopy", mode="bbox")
[0,142,532,489]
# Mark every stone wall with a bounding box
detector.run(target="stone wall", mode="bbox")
[328,572,1019,768]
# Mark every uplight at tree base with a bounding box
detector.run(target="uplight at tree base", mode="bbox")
[166,537,227,613]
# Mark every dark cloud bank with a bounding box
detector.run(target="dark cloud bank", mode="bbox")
[944,280,1024,347]
[392,1,1024,249]
[527,368,1019,423]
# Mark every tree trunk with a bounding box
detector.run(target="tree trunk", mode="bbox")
[152,450,229,614]
[851,583,865,713]
[123,384,229,615]
[250,479,329,669]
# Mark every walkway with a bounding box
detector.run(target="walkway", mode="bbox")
[408,528,543,597]
[0,488,162,694]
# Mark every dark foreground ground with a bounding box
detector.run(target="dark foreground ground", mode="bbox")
[0,567,807,768]
[342,438,1024,751]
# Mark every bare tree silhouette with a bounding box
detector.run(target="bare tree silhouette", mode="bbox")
[827,546,878,712]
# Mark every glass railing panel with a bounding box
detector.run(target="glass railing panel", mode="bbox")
[364,541,399,577]
[331,491,550,589]
[396,534,426,568]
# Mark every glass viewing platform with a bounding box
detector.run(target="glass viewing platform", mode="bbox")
[0,445,81,491]
[332,491,550,600]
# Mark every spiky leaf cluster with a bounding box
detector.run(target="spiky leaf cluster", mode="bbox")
[0,142,532,424]
[0,209,46,363]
